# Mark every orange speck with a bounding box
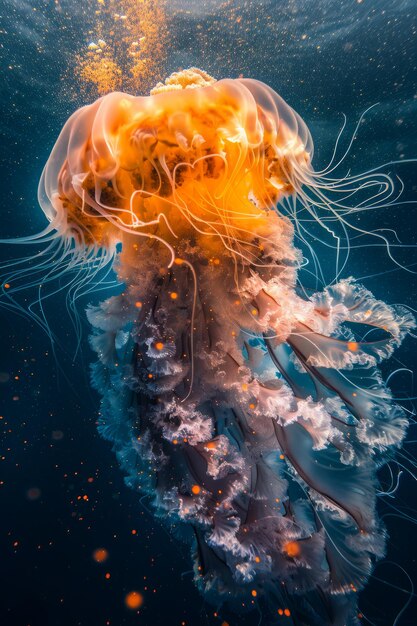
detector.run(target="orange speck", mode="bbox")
[172,439,178,445]
[125,591,143,610]
[131,529,137,535]
[174,258,184,265]
[205,441,217,449]
[249,403,256,409]
[155,341,164,351]
[352,392,357,397]
[170,292,178,300]
[284,608,291,617]
[284,541,300,558]
[242,383,248,391]
[105,572,111,579]
[4,283,10,289]
[191,484,201,495]
[221,622,230,626]
[213,258,220,265]
[251,589,257,597]
[279,454,285,460]
[278,608,284,615]
[135,301,142,308]
[27,487,41,501]
[255,556,261,563]
[148,373,153,379]
[347,341,359,352]
[251,308,258,315]
[93,548,109,563]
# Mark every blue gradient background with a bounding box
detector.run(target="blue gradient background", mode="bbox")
[0,1,416,624]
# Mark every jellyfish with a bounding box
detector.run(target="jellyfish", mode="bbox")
[2,68,415,625]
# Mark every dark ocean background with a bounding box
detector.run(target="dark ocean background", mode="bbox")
[0,1,416,625]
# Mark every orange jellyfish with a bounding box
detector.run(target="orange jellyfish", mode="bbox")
[2,68,415,625]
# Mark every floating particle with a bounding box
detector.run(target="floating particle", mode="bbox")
[93,548,109,563]
[124,591,143,609]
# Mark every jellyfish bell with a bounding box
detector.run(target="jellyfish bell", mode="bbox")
[38,67,313,272]
[4,69,415,625]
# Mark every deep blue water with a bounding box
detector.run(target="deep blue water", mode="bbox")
[0,1,417,625]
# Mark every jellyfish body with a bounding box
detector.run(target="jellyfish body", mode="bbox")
[32,69,415,624]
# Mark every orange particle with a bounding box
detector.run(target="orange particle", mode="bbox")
[191,484,201,495]
[251,589,257,597]
[278,608,284,615]
[172,439,178,445]
[131,529,137,535]
[135,301,142,308]
[242,383,248,391]
[347,341,359,352]
[213,258,220,265]
[105,572,111,579]
[251,308,258,315]
[352,392,357,397]
[170,292,178,300]
[148,373,153,379]
[249,403,256,409]
[4,283,10,289]
[284,541,300,558]
[174,258,184,265]
[255,556,261,563]
[27,487,41,501]
[125,591,143,610]
[205,441,217,449]
[222,622,230,626]
[279,454,285,460]
[155,341,164,351]
[284,608,291,617]
[93,548,109,563]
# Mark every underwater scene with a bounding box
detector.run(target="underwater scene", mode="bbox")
[1,1,417,625]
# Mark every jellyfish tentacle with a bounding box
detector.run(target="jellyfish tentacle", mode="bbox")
[4,69,415,625]
[86,249,413,626]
